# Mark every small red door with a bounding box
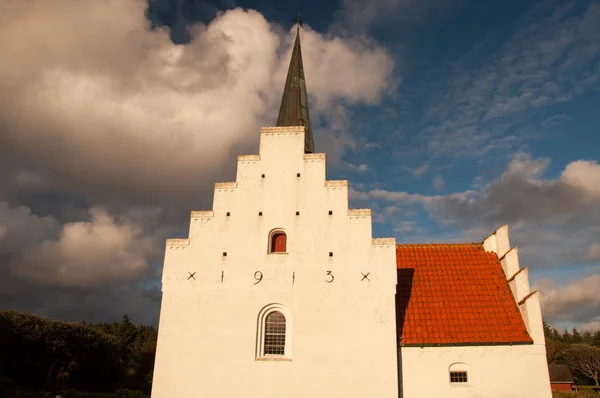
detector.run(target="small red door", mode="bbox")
[272,233,287,253]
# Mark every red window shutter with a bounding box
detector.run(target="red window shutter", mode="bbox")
[272,233,287,253]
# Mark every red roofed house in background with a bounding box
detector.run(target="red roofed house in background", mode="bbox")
[151,20,552,398]
[548,364,574,391]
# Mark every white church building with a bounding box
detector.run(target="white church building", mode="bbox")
[151,20,552,398]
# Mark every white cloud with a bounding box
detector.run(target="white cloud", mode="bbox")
[299,31,394,107]
[412,164,429,178]
[588,244,600,262]
[353,153,600,267]
[393,221,416,233]
[580,322,600,332]
[341,161,369,173]
[535,275,600,325]
[352,153,600,327]
[432,175,444,191]
[364,142,382,150]
[0,0,397,321]
[562,160,600,200]
[0,0,394,209]
[12,208,155,288]
[417,2,600,158]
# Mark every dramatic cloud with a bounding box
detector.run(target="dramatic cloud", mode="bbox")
[0,202,59,256]
[535,275,600,326]
[0,0,395,322]
[12,208,156,288]
[353,153,600,267]
[353,153,600,327]
[435,155,600,227]
[0,202,162,324]
[1,202,158,287]
[298,33,394,107]
[0,0,394,211]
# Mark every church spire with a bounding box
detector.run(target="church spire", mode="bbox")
[276,14,314,154]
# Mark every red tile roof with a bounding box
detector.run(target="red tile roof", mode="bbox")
[396,243,532,346]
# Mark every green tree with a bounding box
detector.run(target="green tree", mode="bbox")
[546,338,569,364]
[0,310,156,395]
[543,320,554,337]
[0,375,17,398]
[562,328,572,343]
[0,310,121,392]
[572,328,583,344]
[117,314,137,350]
[583,330,593,345]
[564,344,600,387]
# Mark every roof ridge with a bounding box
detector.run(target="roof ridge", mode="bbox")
[396,243,482,248]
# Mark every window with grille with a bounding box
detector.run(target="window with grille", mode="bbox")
[450,371,468,383]
[264,311,286,355]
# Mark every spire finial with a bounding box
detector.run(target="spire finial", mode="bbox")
[294,13,303,30]
[276,14,314,153]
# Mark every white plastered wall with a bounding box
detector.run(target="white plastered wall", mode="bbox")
[151,126,399,398]
[399,225,552,398]
[400,344,551,398]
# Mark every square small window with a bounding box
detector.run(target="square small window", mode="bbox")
[297,173,301,177]
[329,252,333,257]
[261,174,265,178]
[259,211,263,216]
[450,371,468,384]
[223,252,227,257]
[226,212,230,217]
[328,210,333,215]
[296,211,300,216]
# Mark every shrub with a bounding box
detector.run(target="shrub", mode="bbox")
[114,390,144,398]
[553,389,600,398]
[61,389,79,398]
[0,375,16,398]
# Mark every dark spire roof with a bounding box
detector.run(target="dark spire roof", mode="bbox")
[276,14,314,153]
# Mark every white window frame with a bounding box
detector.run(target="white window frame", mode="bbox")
[256,304,292,361]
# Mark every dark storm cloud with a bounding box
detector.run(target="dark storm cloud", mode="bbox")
[0,0,395,321]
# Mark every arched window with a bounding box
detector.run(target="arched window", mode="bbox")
[256,304,292,360]
[268,230,287,253]
[449,363,470,384]
[264,312,286,355]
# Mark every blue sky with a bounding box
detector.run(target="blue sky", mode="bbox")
[0,0,598,330]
